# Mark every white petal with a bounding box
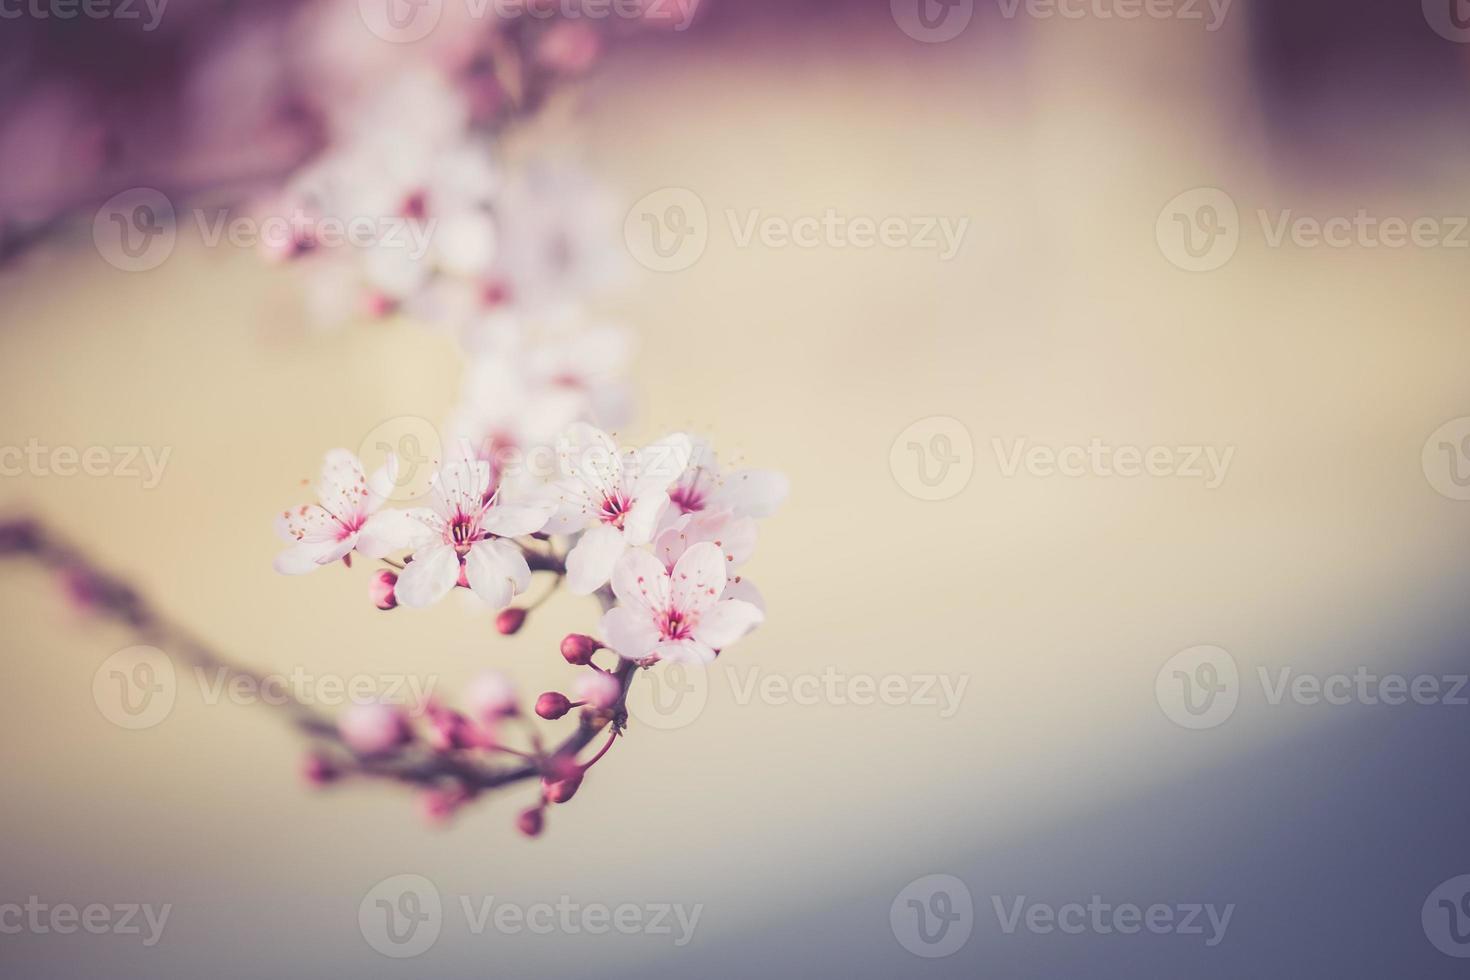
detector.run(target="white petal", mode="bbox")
[621,490,668,546]
[481,501,555,538]
[464,539,527,609]
[610,546,670,614]
[712,468,789,518]
[273,539,347,575]
[721,577,766,614]
[564,525,626,595]
[395,544,460,607]
[354,509,430,558]
[600,605,660,662]
[631,433,693,497]
[556,422,622,490]
[652,639,717,665]
[670,542,727,617]
[693,599,764,650]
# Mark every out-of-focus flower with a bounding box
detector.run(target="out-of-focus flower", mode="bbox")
[576,669,621,710]
[599,542,763,665]
[338,702,412,755]
[666,437,790,523]
[547,423,692,595]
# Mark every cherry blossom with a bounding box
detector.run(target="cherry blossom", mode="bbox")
[547,423,693,595]
[274,450,420,575]
[665,437,790,526]
[599,542,764,665]
[394,456,555,609]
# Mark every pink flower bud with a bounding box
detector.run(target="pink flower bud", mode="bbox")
[370,570,399,610]
[422,786,473,826]
[364,291,398,319]
[338,703,411,756]
[465,671,518,724]
[535,692,572,720]
[424,706,473,752]
[576,670,620,711]
[496,607,528,635]
[516,806,545,838]
[543,773,583,804]
[560,633,600,666]
[301,752,339,787]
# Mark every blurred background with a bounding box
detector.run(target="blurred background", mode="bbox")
[3,0,1470,976]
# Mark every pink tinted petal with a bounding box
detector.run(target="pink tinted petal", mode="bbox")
[718,516,758,566]
[711,468,789,518]
[355,509,429,558]
[317,449,370,520]
[395,544,460,607]
[273,539,345,575]
[692,598,763,649]
[621,490,668,546]
[610,546,670,614]
[630,433,693,498]
[651,639,716,665]
[463,540,520,609]
[721,576,766,614]
[557,422,623,492]
[544,480,595,535]
[365,454,401,511]
[600,605,661,662]
[481,501,555,538]
[575,669,621,709]
[565,524,625,595]
[277,503,340,544]
[670,541,727,617]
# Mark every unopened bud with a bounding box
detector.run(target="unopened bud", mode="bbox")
[516,806,545,838]
[560,633,600,666]
[543,773,583,804]
[301,752,339,787]
[496,607,528,635]
[535,692,572,720]
[370,570,398,610]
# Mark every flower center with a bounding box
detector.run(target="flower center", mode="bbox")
[598,491,633,528]
[657,608,696,641]
[448,511,485,555]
